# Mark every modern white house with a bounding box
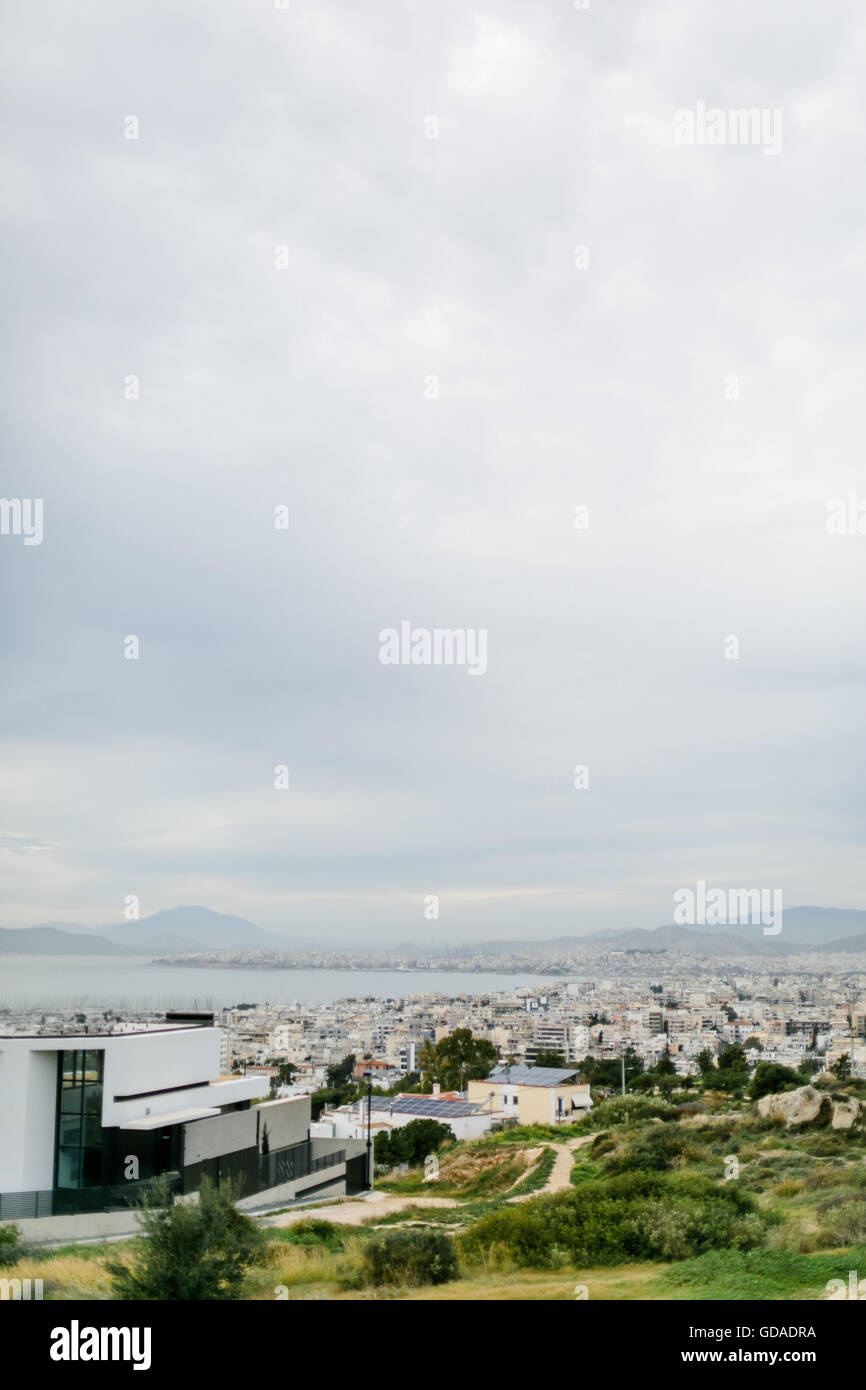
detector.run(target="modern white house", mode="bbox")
[0,1015,366,1220]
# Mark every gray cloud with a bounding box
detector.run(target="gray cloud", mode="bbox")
[1,0,864,939]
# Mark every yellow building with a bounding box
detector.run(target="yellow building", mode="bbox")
[468,1065,592,1126]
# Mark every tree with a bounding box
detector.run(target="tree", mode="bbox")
[714,1069,747,1097]
[268,1060,297,1098]
[622,1047,644,1085]
[420,1030,499,1091]
[326,1055,356,1090]
[717,1044,748,1074]
[831,1054,852,1081]
[107,1176,267,1300]
[747,1062,799,1101]
[742,1038,763,1052]
[375,1118,454,1168]
[386,1071,421,1095]
[657,1046,676,1076]
[696,1049,715,1079]
[534,1049,565,1068]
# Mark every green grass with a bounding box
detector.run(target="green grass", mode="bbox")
[659,1245,866,1300]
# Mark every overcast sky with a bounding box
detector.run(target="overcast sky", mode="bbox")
[1,0,864,943]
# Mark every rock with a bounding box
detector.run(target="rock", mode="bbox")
[831,1098,860,1130]
[757,1085,824,1126]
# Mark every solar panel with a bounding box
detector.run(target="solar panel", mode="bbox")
[390,1097,481,1117]
[488,1065,579,1087]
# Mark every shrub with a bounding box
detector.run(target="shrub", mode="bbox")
[276,1219,345,1252]
[603,1127,687,1174]
[361,1228,458,1287]
[0,1224,22,1266]
[457,1171,768,1269]
[375,1118,454,1168]
[107,1176,268,1300]
[591,1133,616,1157]
[748,1063,800,1102]
[583,1097,673,1129]
[818,1197,866,1245]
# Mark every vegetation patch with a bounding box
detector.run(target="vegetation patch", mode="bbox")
[457,1171,771,1269]
[659,1245,866,1300]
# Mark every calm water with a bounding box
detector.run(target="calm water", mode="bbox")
[0,956,569,1009]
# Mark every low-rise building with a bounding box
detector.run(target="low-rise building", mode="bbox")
[470,1065,592,1125]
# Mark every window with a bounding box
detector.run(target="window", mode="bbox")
[56,1050,104,1188]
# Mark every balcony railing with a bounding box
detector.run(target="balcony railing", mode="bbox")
[0,1173,183,1221]
[258,1143,345,1191]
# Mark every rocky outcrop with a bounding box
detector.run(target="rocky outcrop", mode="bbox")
[757,1084,861,1130]
[757,1085,824,1126]
[830,1097,861,1130]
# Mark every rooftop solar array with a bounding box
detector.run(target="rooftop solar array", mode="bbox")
[487,1065,580,1087]
[368,1095,482,1117]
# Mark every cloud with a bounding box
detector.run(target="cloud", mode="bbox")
[0,0,864,937]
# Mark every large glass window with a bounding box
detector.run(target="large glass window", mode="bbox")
[56,1050,104,1188]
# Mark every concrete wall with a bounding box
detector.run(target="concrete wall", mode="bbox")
[102,1029,220,1126]
[182,1109,258,1165]
[5,1208,145,1246]
[256,1096,310,1151]
[237,1172,346,1211]
[0,1047,58,1192]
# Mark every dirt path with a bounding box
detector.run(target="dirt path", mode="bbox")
[261,1193,460,1229]
[260,1135,596,1228]
[507,1135,594,1203]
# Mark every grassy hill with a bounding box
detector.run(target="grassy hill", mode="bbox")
[4,1074,864,1301]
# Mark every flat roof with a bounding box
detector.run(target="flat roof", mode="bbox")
[119,1106,222,1130]
[0,1024,209,1040]
[487,1065,582,1087]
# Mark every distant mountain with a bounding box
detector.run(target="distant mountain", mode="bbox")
[682,906,866,945]
[766,906,866,942]
[797,934,866,954]
[102,906,269,952]
[583,925,785,957]
[432,913,866,961]
[45,906,271,955]
[0,927,132,956]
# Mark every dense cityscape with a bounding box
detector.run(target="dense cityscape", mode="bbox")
[6,948,865,1088]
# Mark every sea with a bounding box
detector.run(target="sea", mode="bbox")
[0,956,570,1010]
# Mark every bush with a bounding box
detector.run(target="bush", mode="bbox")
[603,1127,687,1173]
[582,1097,673,1129]
[748,1063,800,1102]
[361,1228,458,1287]
[107,1176,268,1300]
[457,1172,769,1269]
[276,1219,345,1252]
[375,1118,454,1168]
[818,1197,866,1245]
[0,1223,22,1266]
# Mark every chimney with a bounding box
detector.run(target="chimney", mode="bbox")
[432,1083,441,1097]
